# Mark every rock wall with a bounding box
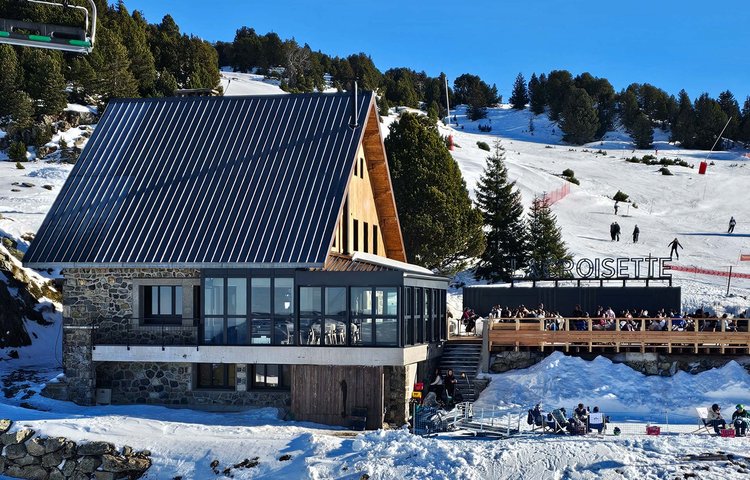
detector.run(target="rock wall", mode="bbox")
[95,362,290,409]
[490,350,750,377]
[0,418,151,480]
[0,242,60,349]
[62,268,198,405]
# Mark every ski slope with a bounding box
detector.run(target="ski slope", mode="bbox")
[380,103,750,315]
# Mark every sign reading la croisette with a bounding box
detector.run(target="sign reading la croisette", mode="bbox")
[526,257,672,280]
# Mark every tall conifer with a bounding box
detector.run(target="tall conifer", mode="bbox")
[474,141,528,282]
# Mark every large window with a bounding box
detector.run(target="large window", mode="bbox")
[251,364,291,389]
[196,363,236,390]
[143,286,182,324]
[299,286,347,345]
[203,276,294,345]
[350,287,398,346]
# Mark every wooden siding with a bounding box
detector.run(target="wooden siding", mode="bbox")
[361,103,407,262]
[291,365,384,429]
[489,317,750,354]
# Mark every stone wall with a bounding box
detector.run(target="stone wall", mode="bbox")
[0,418,151,480]
[62,268,199,405]
[490,350,750,377]
[95,362,290,409]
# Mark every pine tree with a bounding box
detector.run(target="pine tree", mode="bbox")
[527,196,571,278]
[619,89,640,132]
[474,141,528,282]
[22,49,67,116]
[632,112,654,149]
[509,73,528,110]
[8,141,27,163]
[739,96,750,145]
[693,93,728,150]
[384,112,485,274]
[559,87,599,145]
[671,90,695,146]
[717,90,741,141]
[88,27,139,105]
[0,45,21,118]
[7,92,34,135]
[528,73,546,115]
[546,70,573,121]
[378,97,391,117]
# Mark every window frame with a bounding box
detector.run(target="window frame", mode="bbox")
[195,363,236,390]
[142,285,183,325]
[251,364,291,390]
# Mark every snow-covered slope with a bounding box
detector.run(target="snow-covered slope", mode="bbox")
[381,104,750,315]
[220,71,286,96]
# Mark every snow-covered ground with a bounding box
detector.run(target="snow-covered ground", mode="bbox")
[220,70,286,96]
[1,76,750,478]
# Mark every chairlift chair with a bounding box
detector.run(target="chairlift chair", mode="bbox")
[0,0,96,54]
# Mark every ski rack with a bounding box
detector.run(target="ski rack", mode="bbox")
[0,0,96,54]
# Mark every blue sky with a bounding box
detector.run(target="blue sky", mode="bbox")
[124,0,748,100]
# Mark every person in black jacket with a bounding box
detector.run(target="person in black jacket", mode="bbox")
[668,238,683,260]
[633,225,640,243]
[613,222,621,242]
[444,369,457,400]
[733,404,749,436]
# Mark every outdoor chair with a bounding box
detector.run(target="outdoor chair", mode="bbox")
[691,407,713,435]
[588,412,606,434]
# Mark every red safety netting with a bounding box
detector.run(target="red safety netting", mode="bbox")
[542,183,571,205]
[670,264,750,280]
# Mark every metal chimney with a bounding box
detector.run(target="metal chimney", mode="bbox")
[349,81,359,129]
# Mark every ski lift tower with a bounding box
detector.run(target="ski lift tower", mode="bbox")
[0,0,97,54]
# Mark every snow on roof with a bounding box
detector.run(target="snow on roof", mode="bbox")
[351,252,435,275]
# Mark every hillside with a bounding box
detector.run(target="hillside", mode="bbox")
[389,104,750,315]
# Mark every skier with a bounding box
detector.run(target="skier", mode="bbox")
[609,222,616,241]
[668,238,683,260]
[614,201,619,216]
[613,222,621,242]
[633,225,640,243]
[728,216,736,234]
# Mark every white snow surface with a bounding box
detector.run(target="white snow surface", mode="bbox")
[220,71,286,96]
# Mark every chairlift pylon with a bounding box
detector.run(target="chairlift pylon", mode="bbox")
[0,0,96,54]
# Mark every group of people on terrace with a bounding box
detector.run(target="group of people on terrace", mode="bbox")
[478,303,750,332]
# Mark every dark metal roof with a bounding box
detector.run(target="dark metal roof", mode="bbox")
[25,92,374,268]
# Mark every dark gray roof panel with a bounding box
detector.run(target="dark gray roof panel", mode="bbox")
[25,92,373,267]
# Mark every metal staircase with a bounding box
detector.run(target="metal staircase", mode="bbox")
[438,341,483,403]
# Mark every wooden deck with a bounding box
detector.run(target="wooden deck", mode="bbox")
[488,317,750,354]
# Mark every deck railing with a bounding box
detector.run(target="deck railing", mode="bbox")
[92,320,199,350]
[487,317,750,354]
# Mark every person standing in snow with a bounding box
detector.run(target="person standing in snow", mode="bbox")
[609,223,616,241]
[728,216,736,234]
[668,238,683,259]
[614,201,619,216]
[633,225,640,243]
[733,404,750,437]
[430,368,444,402]
[707,404,726,434]
[613,222,621,242]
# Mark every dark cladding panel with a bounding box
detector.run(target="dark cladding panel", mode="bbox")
[25,92,373,267]
[464,286,682,317]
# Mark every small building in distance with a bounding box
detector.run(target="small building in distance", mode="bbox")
[25,90,449,429]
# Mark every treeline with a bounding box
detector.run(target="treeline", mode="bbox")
[510,71,750,148]
[0,0,219,158]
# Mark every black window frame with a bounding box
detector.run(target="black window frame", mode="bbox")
[373,225,378,255]
[195,363,236,390]
[251,364,291,390]
[363,222,369,253]
[142,285,183,325]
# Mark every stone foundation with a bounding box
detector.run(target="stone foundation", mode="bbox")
[96,362,289,409]
[491,350,750,377]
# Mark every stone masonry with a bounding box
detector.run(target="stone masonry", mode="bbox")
[63,268,198,405]
[95,362,289,408]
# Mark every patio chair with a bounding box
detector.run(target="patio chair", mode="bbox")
[690,407,713,435]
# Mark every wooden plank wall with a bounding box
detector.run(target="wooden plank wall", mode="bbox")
[362,103,407,262]
[291,365,384,429]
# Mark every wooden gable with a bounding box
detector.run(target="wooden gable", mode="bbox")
[328,99,407,263]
